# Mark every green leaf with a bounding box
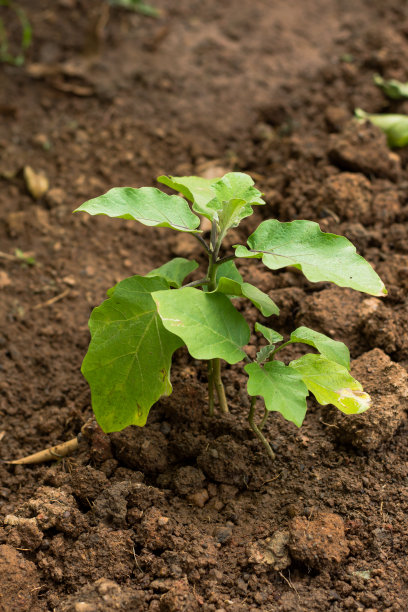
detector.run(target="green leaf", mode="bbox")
[256,345,275,364]
[213,172,264,208]
[81,276,183,432]
[146,257,199,288]
[234,219,387,297]
[289,354,371,415]
[355,108,408,148]
[214,277,279,317]
[255,322,284,345]
[374,75,408,100]
[157,175,220,219]
[245,361,309,427]
[74,187,201,233]
[215,260,243,284]
[290,326,350,370]
[158,172,264,225]
[213,173,265,233]
[153,288,250,364]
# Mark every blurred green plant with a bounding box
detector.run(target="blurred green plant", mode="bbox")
[15,248,36,266]
[355,108,408,148]
[0,0,31,66]
[108,0,161,18]
[374,75,408,100]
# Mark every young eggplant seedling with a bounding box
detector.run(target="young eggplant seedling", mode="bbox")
[75,172,386,460]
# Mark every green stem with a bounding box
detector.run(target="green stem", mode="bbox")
[183,277,209,288]
[213,357,228,413]
[193,233,211,254]
[216,254,236,265]
[270,340,292,359]
[248,397,275,461]
[206,248,229,414]
[259,406,268,431]
[207,361,215,416]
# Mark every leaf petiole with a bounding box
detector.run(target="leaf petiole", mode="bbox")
[183,277,210,288]
[248,397,275,461]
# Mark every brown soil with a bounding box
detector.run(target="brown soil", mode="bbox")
[1,1,408,610]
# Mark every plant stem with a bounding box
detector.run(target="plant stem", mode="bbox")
[216,254,236,265]
[207,361,215,416]
[248,397,275,461]
[206,248,229,414]
[213,357,229,413]
[259,406,268,431]
[270,340,292,359]
[192,233,211,254]
[183,277,209,288]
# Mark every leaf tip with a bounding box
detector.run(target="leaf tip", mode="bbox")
[337,388,371,414]
[378,283,388,297]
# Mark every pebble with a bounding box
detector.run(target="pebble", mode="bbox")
[186,489,209,508]
[23,166,49,199]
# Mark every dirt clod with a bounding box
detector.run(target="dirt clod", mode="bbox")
[0,545,42,611]
[328,121,401,181]
[330,348,408,450]
[289,512,349,569]
[111,428,168,475]
[55,578,144,611]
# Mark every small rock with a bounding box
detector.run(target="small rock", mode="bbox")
[23,165,49,199]
[186,488,209,508]
[214,526,232,544]
[0,271,11,289]
[46,187,65,207]
[289,512,349,569]
[247,529,291,571]
[172,466,206,496]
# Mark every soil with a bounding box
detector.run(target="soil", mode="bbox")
[1,0,408,610]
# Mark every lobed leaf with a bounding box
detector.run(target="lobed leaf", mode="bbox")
[355,108,408,148]
[234,219,386,297]
[153,287,250,364]
[146,257,198,288]
[81,276,183,433]
[290,326,350,370]
[289,353,371,415]
[245,361,309,427]
[74,187,200,233]
[214,277,279,317]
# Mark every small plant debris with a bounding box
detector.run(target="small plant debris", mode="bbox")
[355,108,408,148]
[374,74,408,100]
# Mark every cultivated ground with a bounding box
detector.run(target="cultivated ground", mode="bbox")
[1,0,408,610]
